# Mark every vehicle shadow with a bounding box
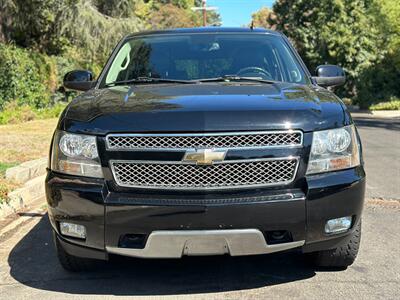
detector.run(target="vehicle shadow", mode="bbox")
[353,116,400,131]
[8,214,319,296]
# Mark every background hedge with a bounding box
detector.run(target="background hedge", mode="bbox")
[0,44,50,110]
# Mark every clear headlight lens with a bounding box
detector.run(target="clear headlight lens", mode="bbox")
[51,131,103,178]
[306,125,360,175]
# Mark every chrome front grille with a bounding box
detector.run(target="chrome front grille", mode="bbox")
[110,158,299,190]
[106,131,303,150]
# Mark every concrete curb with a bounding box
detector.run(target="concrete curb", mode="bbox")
[370,110,400,118]
[349,109,400,119]
[5,158,47,184]
[1,157,47,220]
[0,175,46,219]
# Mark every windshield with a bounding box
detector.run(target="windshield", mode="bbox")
[101,33,309,86]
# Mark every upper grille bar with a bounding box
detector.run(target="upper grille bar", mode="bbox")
[106,131,303,151]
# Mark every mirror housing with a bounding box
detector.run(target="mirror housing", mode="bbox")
[312,65,346,87]
[63,70,96,91]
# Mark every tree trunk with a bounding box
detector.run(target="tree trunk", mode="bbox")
[0,13,5,42]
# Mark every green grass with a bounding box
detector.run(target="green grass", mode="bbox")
[0,101,67,125]
[0,162,18,177]
[370,99,400,111]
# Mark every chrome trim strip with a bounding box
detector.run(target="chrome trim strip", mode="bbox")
[106,229,305,258]
[111,156,299,165]
[105,130,304,151]
[109,157,300,190]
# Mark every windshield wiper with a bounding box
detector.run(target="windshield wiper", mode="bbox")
[195,75,278,84]
[105,75,278,87]
[105,77,193,87]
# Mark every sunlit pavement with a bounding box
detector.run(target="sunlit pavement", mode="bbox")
[352,113,400,200]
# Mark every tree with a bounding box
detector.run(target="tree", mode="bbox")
[62,0,144,65]
[356,0,400,105]
[0,0,80,54]
[193,0,221,26]
[0,0,12,42]
[251,7,276,29]
[146,0,221,29]
[372,0,400,68]
[0,0,144,63]
[94,0,136,17]
[148,3,197,29]
[266,0,382,100]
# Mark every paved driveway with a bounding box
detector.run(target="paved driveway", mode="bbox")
[0,203,399,299]
[352,114,400,200]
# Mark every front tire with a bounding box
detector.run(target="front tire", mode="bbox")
[53,230,100,272]
[313,221,361,268]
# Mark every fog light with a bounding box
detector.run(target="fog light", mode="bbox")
[325,216,352,234]
[60,222,86,239]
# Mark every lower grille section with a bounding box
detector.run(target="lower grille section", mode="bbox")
[111,158,298,190]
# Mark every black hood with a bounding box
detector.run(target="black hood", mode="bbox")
[61,82,349,135]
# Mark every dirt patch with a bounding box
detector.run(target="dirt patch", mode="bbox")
[0,163,20,203]
[366,198,400,210]
[0,178,20,204]
[0,118,57,164]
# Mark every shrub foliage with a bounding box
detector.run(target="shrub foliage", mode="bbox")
[0,44,49,110]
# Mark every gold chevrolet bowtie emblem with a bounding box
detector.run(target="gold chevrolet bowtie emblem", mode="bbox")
[183,149,227,165]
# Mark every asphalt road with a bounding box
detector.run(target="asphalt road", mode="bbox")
[0,203,399,299]
[353,113,400,200]
[0,114,399,299]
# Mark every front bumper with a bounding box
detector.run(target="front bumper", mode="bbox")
[46,166,365,260]
[107,229,305,258]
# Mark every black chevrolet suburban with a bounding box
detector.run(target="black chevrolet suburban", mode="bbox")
[46,28,365,272]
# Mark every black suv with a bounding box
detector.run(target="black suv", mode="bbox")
[46,28,365,272]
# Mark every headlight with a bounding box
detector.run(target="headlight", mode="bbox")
[306,125,360,175]
[51,131,103,178]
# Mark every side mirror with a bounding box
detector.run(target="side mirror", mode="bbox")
[63,70,96,91]
[312,65,346,87]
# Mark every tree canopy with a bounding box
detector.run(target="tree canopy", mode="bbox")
[251,7,276,29]
[0,0,220,64]
[251,0,399,106]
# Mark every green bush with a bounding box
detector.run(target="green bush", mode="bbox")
[369,98,400,111]
[356,53,400,108]
[0,44,51,110]
[36,102,68,119]
[0,43,89,124]
[0,101,67,125]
